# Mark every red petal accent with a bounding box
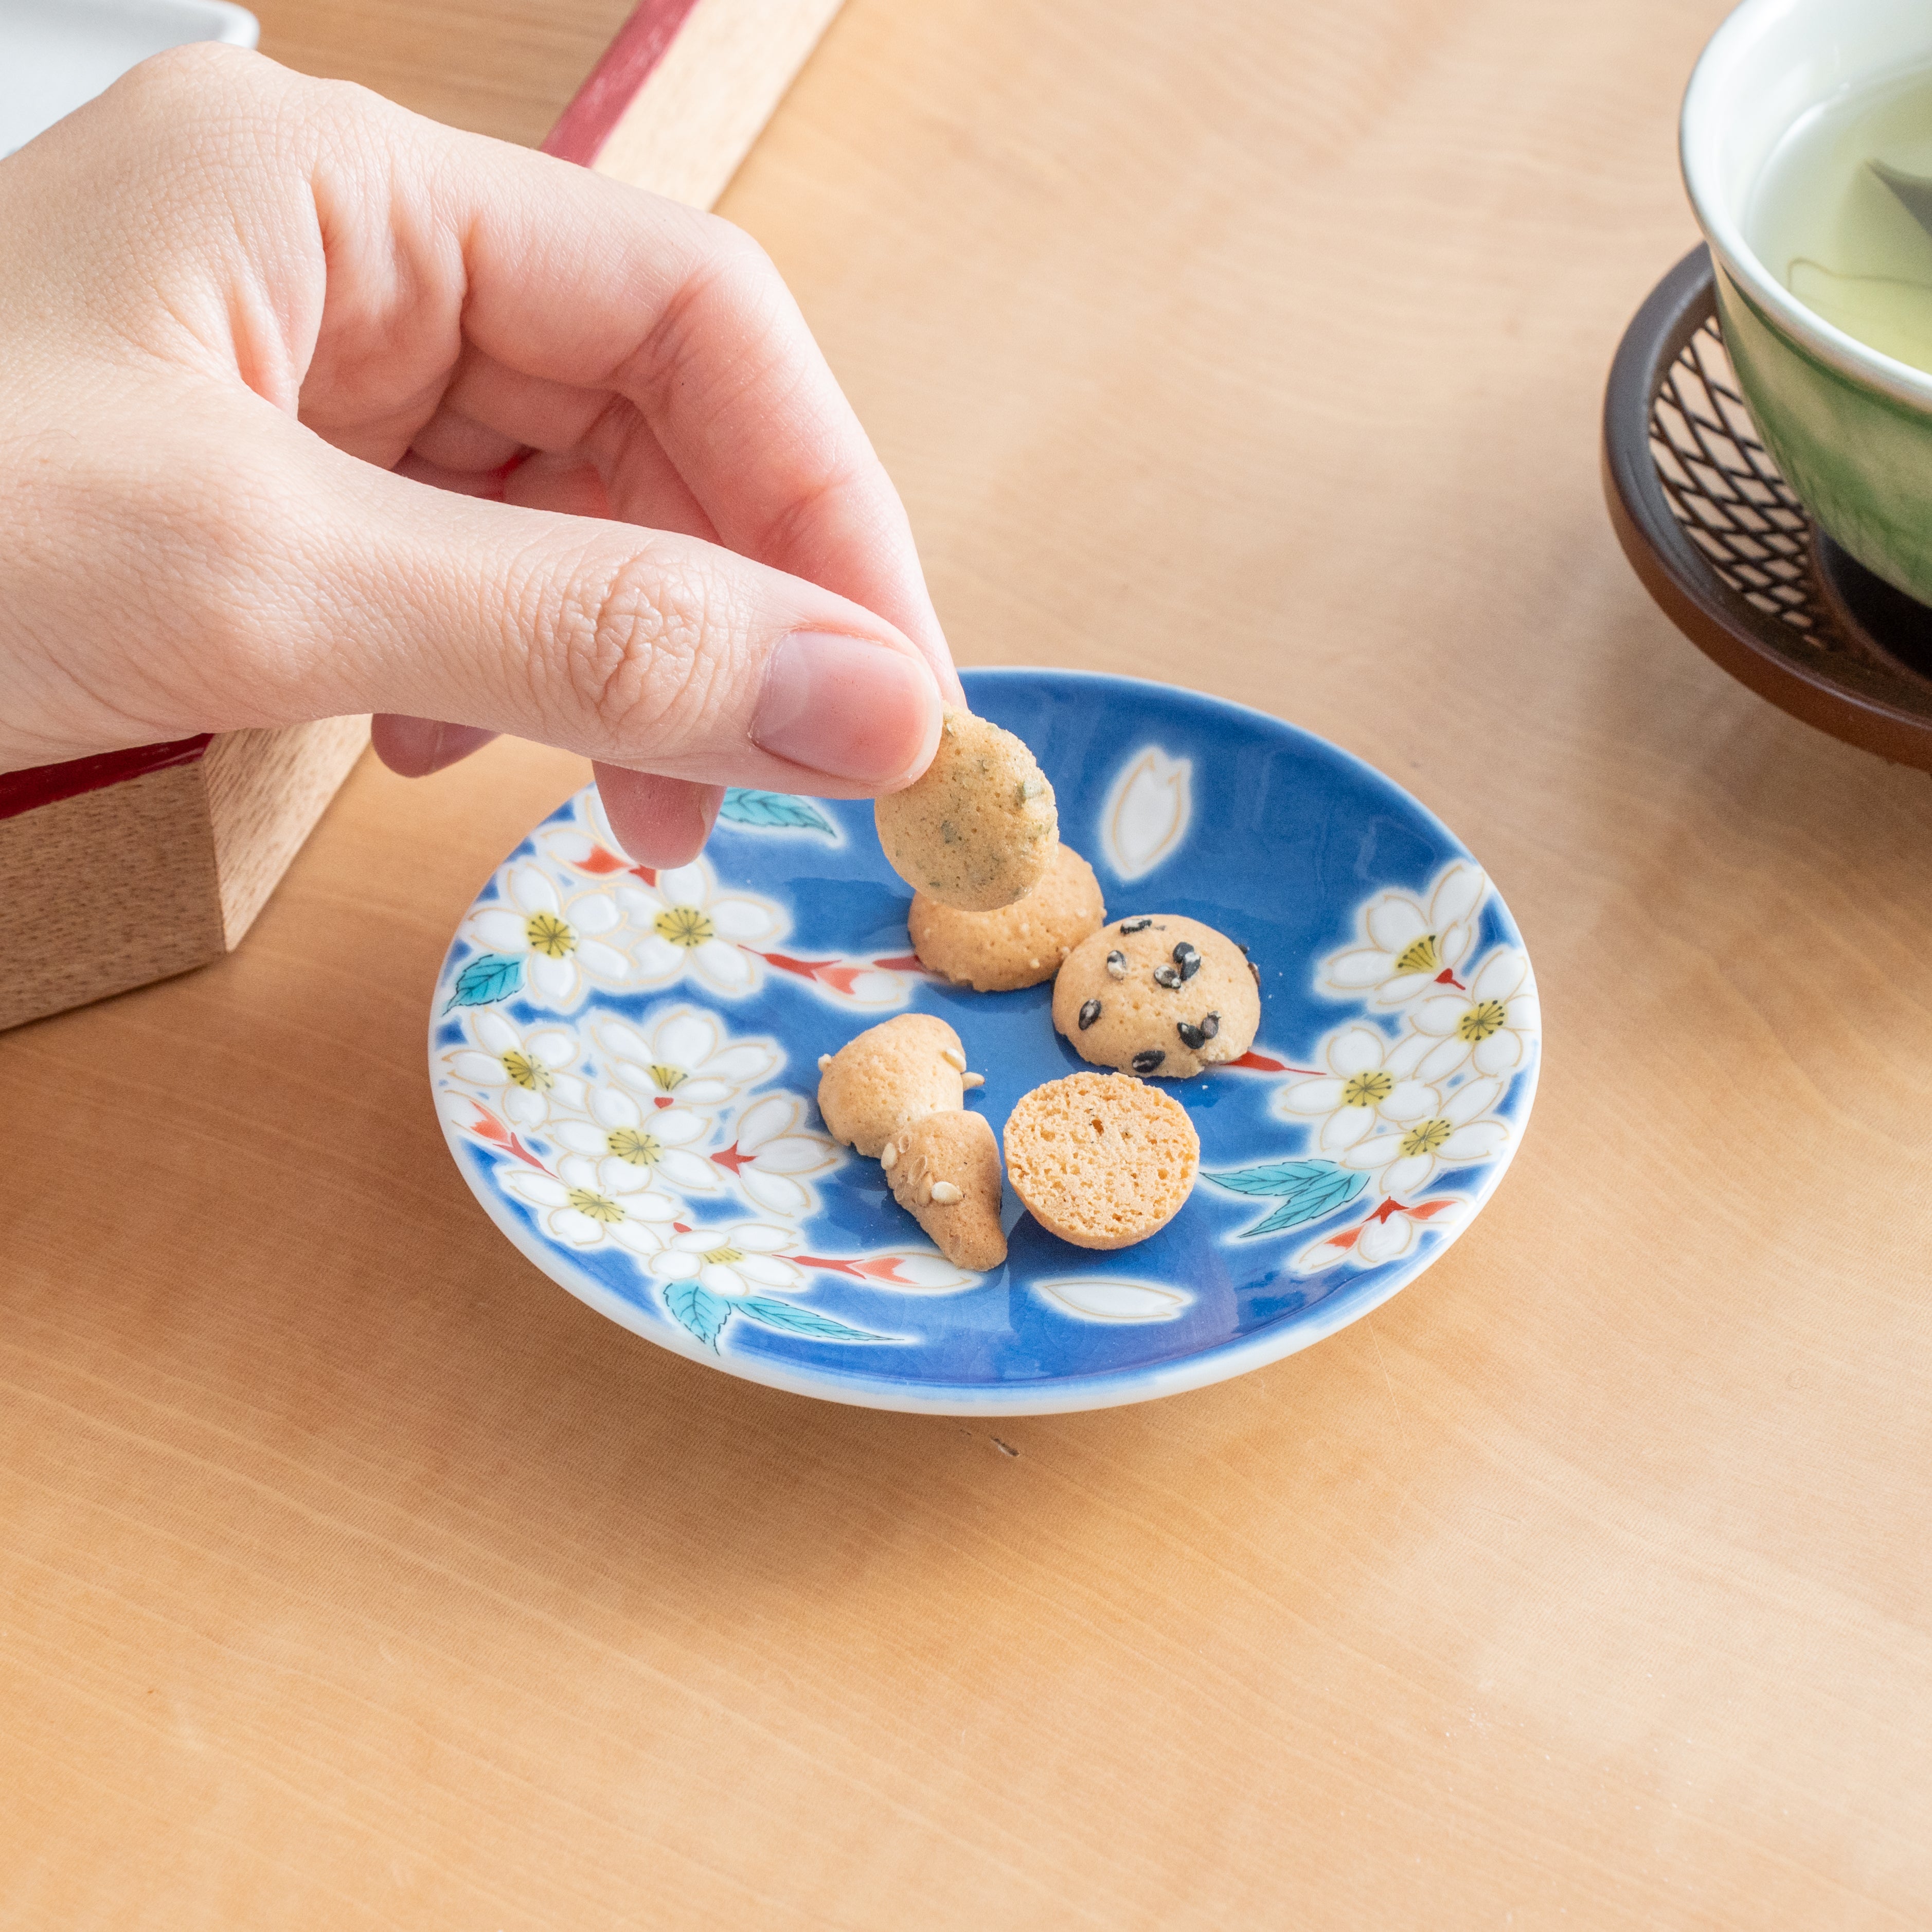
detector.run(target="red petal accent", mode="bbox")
[1407,1198,1459,1221]
[791,1254,863,1277]
[506,1133,551,1173]
[673,1222,692,1236]
[653,1095,674,1108]
[709,1143,753,1175]
[1329,1226,1363,1250]
[1369,1196,1407,1224]
[577,844,632,874]
[870,953,928,974]
[753,950,837,979]
[1434,968,1467,990]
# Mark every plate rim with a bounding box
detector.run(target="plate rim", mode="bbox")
[431,667,1539,1416]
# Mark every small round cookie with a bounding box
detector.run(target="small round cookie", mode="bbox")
[1004,1071,1198,1250]
[882,1111,1008,1271]
[1051,915,1260,1079]
[875,707,1059,911]
[909,843,1105,992]
[817,1014,967,1157]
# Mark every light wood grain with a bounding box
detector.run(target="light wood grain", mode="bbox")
[589,0,847,208]
[7,1,1932,1927]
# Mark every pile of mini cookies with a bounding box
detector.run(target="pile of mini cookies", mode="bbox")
[817,708,1262,1269]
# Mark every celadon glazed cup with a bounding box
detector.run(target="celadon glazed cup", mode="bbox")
[1684,0,1932,605]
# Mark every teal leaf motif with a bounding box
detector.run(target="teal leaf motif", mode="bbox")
[1209,1159,1367,1238]
[442,952,523,1013]
[718,788,835,836]
[665,1281,732,1350]
[737,1297,893,1342]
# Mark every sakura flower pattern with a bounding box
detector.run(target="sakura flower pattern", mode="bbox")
[467,864,628,1008]
[1275,1024,1437,1155]
[1409,947,1541,1081]
[502,1152,678,1256]
[548,1083,721,1198]
[1321,861,1486,1007]
[1294,1196,1469,1274]
[1338,1075,1510,1200]
[594,1008,781,1117]
[616,858,784,997]
[443,1010,585,1129]
[654,1222,802,1299]
[709,1093,842,1219]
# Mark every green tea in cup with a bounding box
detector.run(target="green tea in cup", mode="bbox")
[1747,61,1932,374]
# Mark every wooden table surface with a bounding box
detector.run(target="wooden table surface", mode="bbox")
[8,2,1931,1925]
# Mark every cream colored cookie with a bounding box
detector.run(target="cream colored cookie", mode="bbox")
[816,1014,968,1158]
[908,843,1105,992]
[874,707,1059,911]
[1050,915,1260,1079]
[882,1111,1008,1271]
[1003,1071,1198,1250]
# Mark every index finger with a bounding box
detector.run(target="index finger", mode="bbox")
[308,115,962,700]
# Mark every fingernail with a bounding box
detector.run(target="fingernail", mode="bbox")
[751,632,937,781]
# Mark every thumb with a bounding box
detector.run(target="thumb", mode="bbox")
[267,432,947,803]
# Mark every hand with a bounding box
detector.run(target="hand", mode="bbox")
[0,46,960,865]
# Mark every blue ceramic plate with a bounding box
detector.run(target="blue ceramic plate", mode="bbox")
[431,669,1539,1415]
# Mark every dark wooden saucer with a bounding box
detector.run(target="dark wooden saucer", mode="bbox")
[1602,245,1932,769]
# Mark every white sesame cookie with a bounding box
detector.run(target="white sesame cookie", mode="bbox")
[1003,1071,1198,1250]
[816,1014,968,1158]
[1050,915,1260,1078]
[908,843,1105,992]
[874,707,1059,911]
[882,1111,1007,1271]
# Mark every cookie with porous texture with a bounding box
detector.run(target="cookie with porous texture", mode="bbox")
[816,1014,968,1158]
[1003,1071,1198,1250]
[882,1111,1008,1271]
[909,843,1105,992]
[874,708,1059,911]
[1051,914,1260,1079]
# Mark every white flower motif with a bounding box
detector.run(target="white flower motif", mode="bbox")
[503,1153,678,1255]
[616,857,784,997]
[1100,745,1192,881]
[653,1222,801,1298]
[444,1011,585,1128]
[537,786,642,882]
[1294,1197,1469,1274]
[1322,861,1487,1007]
[548,1084,721,1197]
[711,1094,842,1219]
[1275,1024,1438,1155]
[1409,947,1541,1081]
[1339,1075,1510,1200]
[1034,1278,1191,1322]
[593,1008,781,1115]
[468,863,628,1007]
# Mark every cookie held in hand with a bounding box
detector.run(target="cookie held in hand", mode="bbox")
[908,843,1105,992]
[874,708,1058,911]
[1051,915,1259,1078]
[1004,1071,1198,1250]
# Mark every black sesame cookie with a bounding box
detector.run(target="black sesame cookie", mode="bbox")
[874,708,1059,911]
[1049,915,1260,1078]
[908,843,1105,992]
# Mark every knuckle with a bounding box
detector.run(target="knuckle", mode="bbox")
[535,547,751,754]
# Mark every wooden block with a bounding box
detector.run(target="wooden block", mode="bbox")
[545,0,846,206]
[0,720,369,1031]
